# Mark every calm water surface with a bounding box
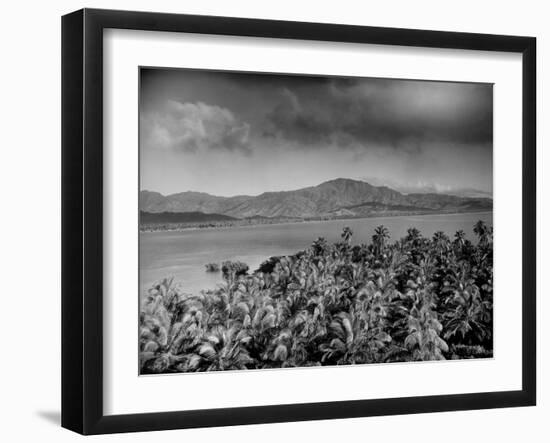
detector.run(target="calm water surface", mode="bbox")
[140,212,492,297]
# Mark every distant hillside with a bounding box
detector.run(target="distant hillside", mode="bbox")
[140,178,492,219]
[443,188,493,199]
[139,190,250,214]
[140,211,238,225]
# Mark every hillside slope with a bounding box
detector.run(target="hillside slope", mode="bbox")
[140,178,492,218]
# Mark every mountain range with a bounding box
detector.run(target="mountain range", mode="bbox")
[360,177,493,199]
[140,178,492,220]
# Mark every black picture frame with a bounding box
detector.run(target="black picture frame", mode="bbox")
[62,8,536,435]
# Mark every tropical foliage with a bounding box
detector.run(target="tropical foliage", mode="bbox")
[139,221,493,373]
[205,262,220,272]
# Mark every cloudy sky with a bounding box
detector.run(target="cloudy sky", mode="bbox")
[140,68,493,197]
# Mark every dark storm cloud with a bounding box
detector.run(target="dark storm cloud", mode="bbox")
[141,68,492,154]
[263,77,493,150]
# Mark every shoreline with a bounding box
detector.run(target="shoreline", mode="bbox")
[139,209,493,234]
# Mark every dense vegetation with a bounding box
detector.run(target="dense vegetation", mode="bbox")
[139,221,493,373]
[204,263,220,272]
[139,214,303,232]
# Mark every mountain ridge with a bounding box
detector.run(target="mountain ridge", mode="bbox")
[140,178,492,219]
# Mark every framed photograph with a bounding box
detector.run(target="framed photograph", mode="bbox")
[62,8,536,435]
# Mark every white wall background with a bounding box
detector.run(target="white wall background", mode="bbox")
[0,1,545,441]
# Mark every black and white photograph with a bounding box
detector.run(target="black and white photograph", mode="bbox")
[0,0,544,439]
[138,68,494,374]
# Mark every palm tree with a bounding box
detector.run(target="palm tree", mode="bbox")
[473,220,489,246]
[432,231,450,257]
[452,230,467,255]
[454,230,466,246]
[341,227,353,245]
[311,237,328,256]
[442,278,491,346]
[194,326,254,371]
[372,225,390,257]
[406,227,421,243]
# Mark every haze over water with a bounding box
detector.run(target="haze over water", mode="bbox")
[140,212,492,298]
